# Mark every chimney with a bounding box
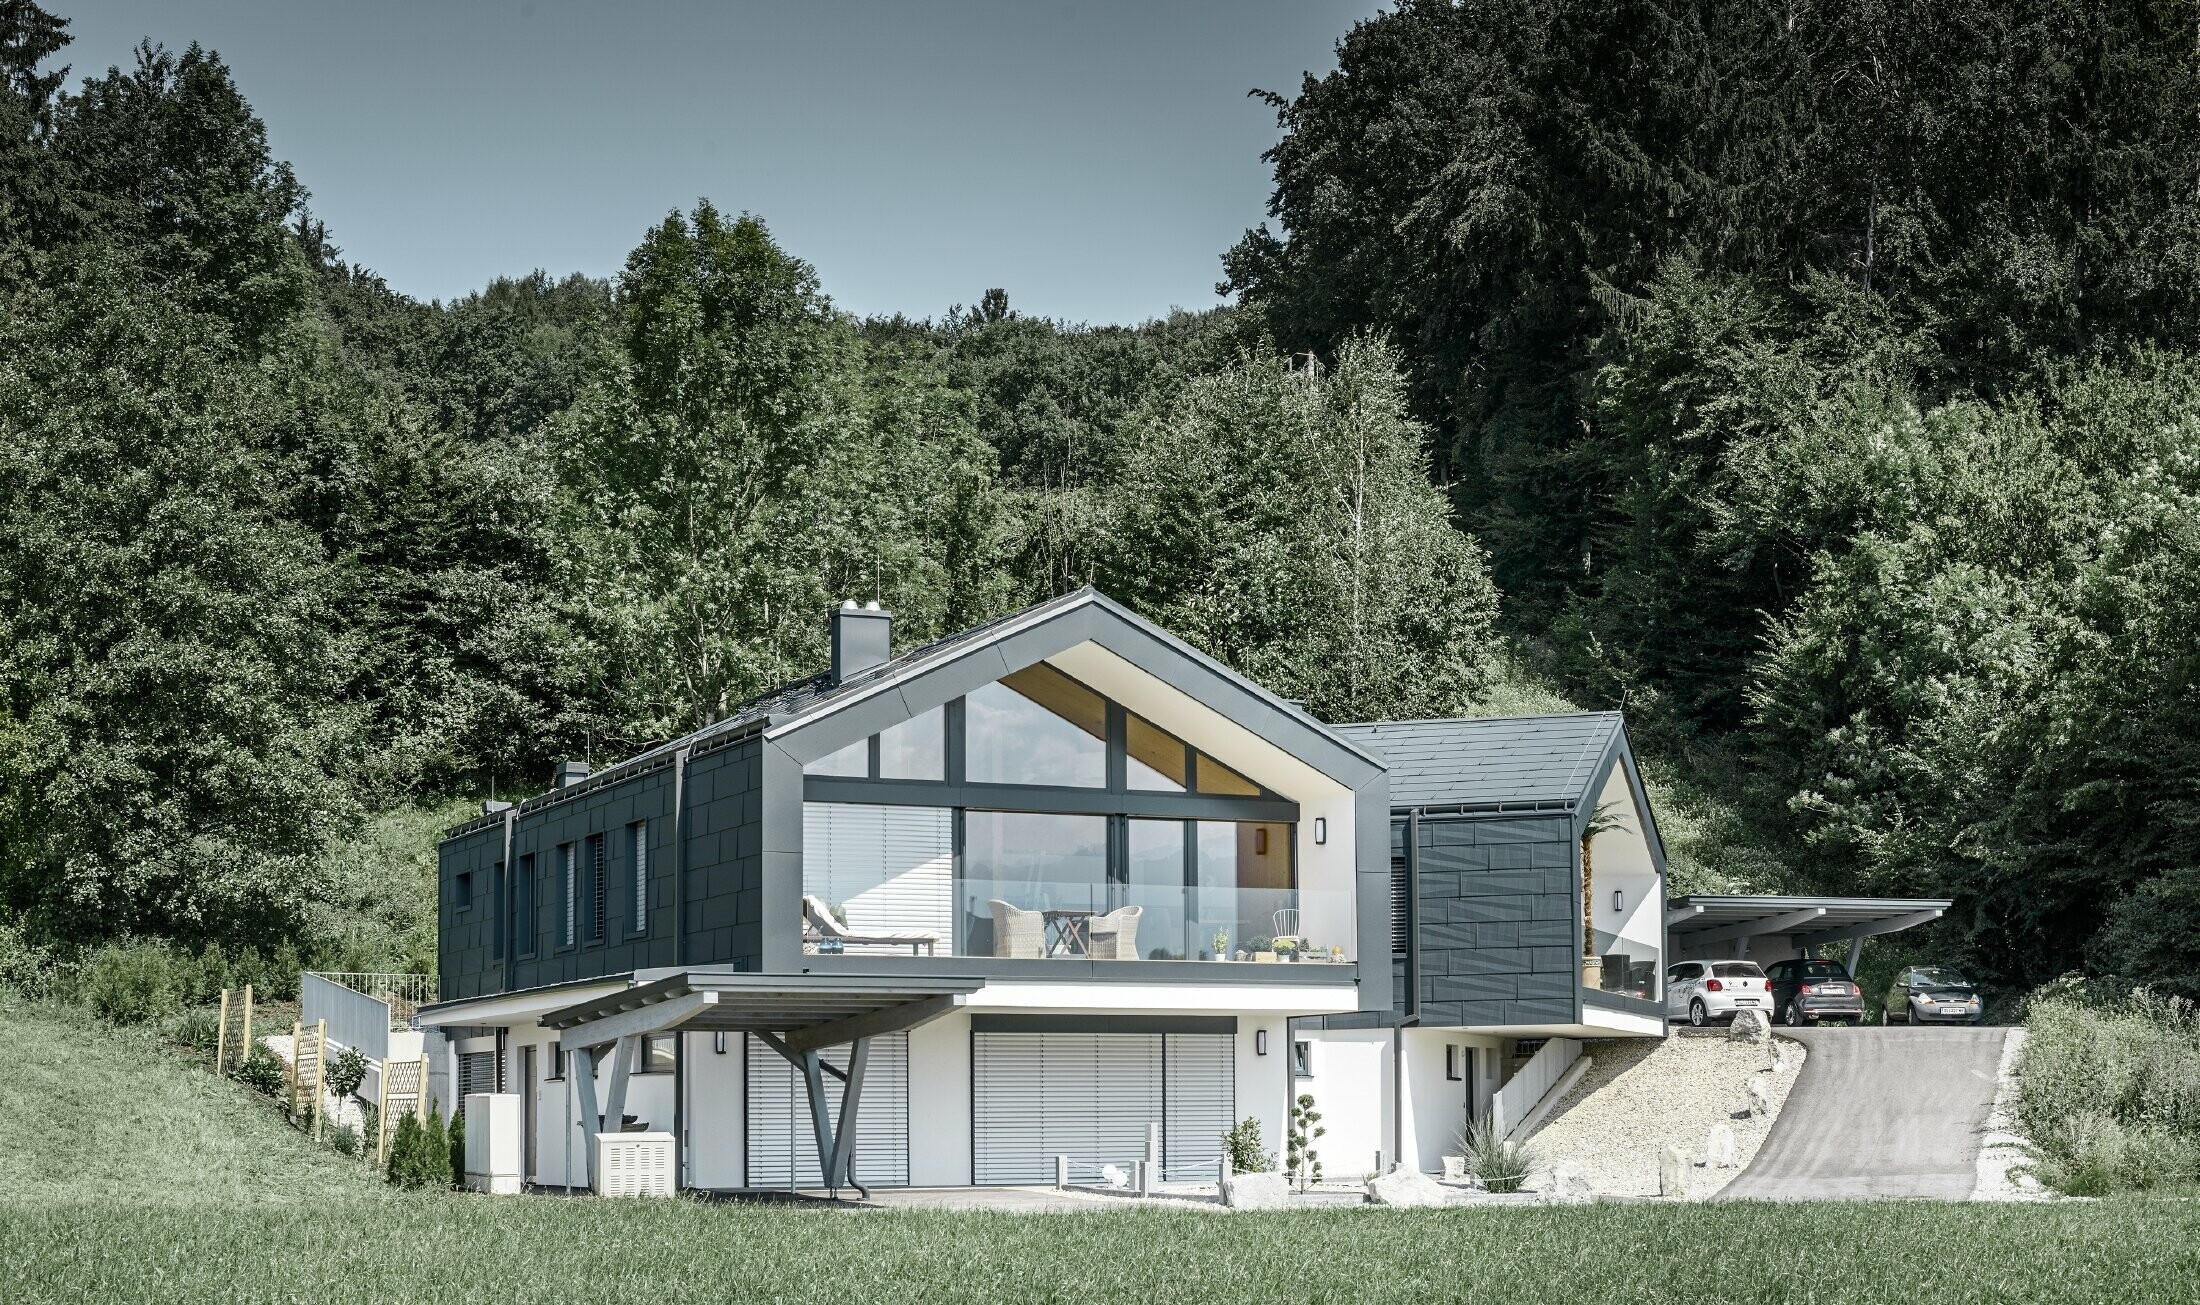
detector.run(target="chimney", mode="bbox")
[830,599,893,686]
[553,759,591,789]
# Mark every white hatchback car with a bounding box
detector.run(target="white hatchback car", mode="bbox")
[1666,960,1772,1027]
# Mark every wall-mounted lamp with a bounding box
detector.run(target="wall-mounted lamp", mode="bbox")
[1313,817,1327,845]
[1255,1029,1269,1056]
[1612,889,1624,912]
[713,1032,727,1055]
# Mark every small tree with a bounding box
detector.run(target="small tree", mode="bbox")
[446,1105,467,1189]
[386,1110,451,1189]
[1287,1094,1325,1190]
[324,1047,367,1101]
[1221,1116,1274,1173]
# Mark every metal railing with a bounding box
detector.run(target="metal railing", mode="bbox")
[305,972,435,1028]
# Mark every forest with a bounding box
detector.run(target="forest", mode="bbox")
[2,0,2197,1004]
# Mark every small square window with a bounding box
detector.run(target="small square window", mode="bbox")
[545,1041,565,1081]
[454,871,472,910]
[1445,1044,1463,1082]
[640,1033,676,1074]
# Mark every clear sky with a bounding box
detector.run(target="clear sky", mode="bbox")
[49,1,1376,323]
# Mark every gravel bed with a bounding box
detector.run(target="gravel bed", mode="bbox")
[1522,1032,1806,1199]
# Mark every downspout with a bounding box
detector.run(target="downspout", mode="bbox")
[672,746,691,967]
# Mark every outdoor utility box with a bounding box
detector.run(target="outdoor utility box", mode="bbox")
[595,1131,675,1198]
[463,1093,522,1195]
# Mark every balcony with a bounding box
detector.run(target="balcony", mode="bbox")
[801,880,1356,966]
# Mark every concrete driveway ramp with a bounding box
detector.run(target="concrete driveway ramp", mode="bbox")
[1721,1026,2008,1200]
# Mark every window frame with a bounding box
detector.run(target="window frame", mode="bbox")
[558,843,577,950]
[588,833,608,943]
[514,853,537,958]
[628,820,649,938]
[637,1032,676,1074]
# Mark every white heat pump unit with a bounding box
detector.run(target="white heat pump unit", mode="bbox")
[595,1131,675,1197]
[463,1093,522,1195]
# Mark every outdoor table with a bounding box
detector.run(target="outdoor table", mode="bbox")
[1043,908,1095,956]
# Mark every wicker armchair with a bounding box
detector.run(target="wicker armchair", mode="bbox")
[1088,906,1143,960]
[988,899,1045,959]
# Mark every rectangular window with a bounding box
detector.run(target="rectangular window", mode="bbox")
[964,663,1106,787]
[1125,818,1190,960]
[628,821,648,936]
[545,1040,564,1080]
[1445,1044,1462,1082]
[878,706,946,780]
[455,871,472,911]
[1125,714,1189,791]
[515,853,536,957]
[589,834,607,942]
[1292,1040,1312,1077]
[487,863,501,959]
[560,844,576,947]
[639,1032,676,1074]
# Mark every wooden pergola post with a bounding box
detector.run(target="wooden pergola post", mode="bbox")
[215,988,231,1073]
[237,984,253,1068]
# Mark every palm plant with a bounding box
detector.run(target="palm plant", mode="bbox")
[1580,799,1631,958]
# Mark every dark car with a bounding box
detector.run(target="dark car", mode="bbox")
[1885,965,1985,1025]
[1763,958,1866,1026]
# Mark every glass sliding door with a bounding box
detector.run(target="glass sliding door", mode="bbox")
[962,811,1108,958]
[1125,819,1191,960]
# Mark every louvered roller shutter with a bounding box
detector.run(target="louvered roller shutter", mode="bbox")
[972,1031,1168,1185]
[1161,1034,1235,1180]
[744,1033,909,1188]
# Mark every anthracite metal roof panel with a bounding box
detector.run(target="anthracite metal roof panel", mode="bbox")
[1334,711,1624,810]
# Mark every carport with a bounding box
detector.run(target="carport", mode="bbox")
[1666,896,1953,977]
[540,972,982,1197]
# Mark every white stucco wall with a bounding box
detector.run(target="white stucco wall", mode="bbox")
[908,1012,974,1186]
[683,1029,746,1188]
[1295,1029,1392,1178]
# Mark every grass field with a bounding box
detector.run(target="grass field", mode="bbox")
[7,997,2199,1304]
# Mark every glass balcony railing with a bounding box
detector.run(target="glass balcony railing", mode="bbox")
[1587,929,1660,1001]
[800,879,1356,966]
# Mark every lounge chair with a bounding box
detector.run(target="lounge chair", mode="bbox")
[802,894,939,956]
[988,899,1045,959]
[1088,906,1143,960]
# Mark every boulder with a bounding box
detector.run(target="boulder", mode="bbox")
[1728,1007,1772,1044]
[1366,1165,1451,1208]
[1747,1077,1772,1117]
[1535,1163,1594,1206]
[1221,1170,1291,1211]
[1659,1145,1692,1198]
[1705,1122,1738,1169]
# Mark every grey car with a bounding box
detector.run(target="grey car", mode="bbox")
[1884,965,1984,1025]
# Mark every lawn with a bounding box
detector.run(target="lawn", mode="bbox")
[6,998,2198,1304]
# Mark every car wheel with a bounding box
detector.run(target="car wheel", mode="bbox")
[1689,999,1708,1028]
[1781,1000,1804,1027]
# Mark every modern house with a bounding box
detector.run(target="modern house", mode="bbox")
[1296,712,1670,1177]
[418,588,1392,1192]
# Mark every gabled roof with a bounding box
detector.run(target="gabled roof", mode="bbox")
[1333,712,1625,811]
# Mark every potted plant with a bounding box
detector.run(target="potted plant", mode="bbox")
[1210,928,1230,962]
[1273,938,1299,962]
[1248,936,1278,963]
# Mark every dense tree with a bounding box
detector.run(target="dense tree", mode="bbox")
[1100,337,1500,721]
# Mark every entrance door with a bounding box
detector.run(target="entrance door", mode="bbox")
[520,1045,537,1183]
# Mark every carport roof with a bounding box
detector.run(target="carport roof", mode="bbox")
[539,972,985,1054]
[1667,895,1953,948]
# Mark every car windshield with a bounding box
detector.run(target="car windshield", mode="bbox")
[1712,963,1763,978]
[1913,967,1970,987]
[1798,961,1848,979]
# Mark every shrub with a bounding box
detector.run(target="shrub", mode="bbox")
[2018,982,2200,1194]
[236,1039,286,1096]
[330,1120,361,1158]
[0,918,58,998]
[325,1047,368,1100]
[1458,1117,1538,1193]
[387,1108,451,1189]
[446,1105,467,1189]
[1221,1116,1274,1173]
[84,940,189,1023]
[162,1007,221,1055]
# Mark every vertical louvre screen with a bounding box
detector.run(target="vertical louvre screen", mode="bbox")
[629,821,647,934]
[1390,819,1410,953]
[744,1033,910,1188]
[458,1050,496,1099]
[975,1031,1195,1185]
[561,845,576,946]
[1162,1034,1235,1180]
[589,834,607,941]
[803,803,953,950]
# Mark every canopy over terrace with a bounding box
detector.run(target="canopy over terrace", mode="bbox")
[540,972,984,1197]
[1666,896,1954,976]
